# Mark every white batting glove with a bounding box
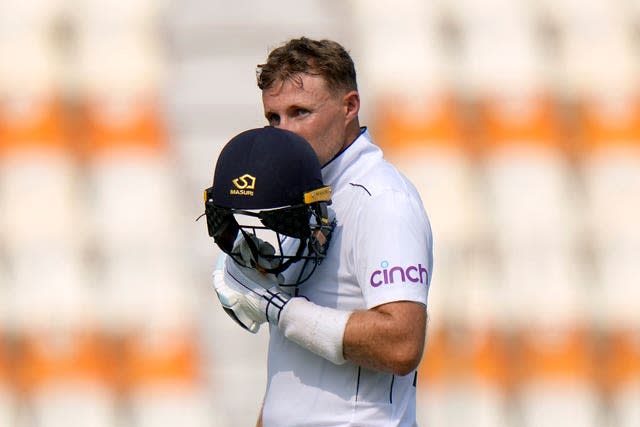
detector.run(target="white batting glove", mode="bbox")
[213,253,291,333]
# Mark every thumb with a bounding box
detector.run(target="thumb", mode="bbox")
[215,253,227,271]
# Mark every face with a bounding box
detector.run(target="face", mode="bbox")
[261,73,359,166]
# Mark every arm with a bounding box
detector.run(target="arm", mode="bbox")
[277,297,427,376]
[255,406,263,427]
[340,190,431,375]
[216,259,428,375]
[344,301,426,376]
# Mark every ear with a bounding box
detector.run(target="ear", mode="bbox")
[343,91,360,123]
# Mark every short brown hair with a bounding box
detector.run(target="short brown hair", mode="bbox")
[257,37,358,93]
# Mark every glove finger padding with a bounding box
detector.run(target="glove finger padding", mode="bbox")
[213,254,268,333]
[213,269,264,333]
[225,255,291,323]
[213,253,292,333]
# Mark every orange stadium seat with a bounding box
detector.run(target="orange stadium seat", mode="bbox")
[121,327,217,427]
[417,326,451,427]
[420,327,449,387]
[0,335,15,427]
[576,94,640,154]
[475,90,576,289]
[602,329,640,394]
[0,92,92,331]
[517,328,595,386]
[418,326,510,426]
[120,327,200,390]
[81,95,167,158]
[602,328,640,427]
[0,96,70,157]
[0,93,92,333]
[421,326,510,388]
[477,92,599,426]
[81,93,180,254]
[0,95,79,247]
[516,327,601,427]
[0,92,117,423]
[0,335,11,388]
[476,93,566,155]
[474,91,578,320]
[576,91,640,236]
[577,92,640,357]
[81,91,199,421]
[16,328,119,427]
[453,327,509,392]
[372,94,465,154]
[16,329,113,394]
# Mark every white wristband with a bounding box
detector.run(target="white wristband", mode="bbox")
[278,298,352,365]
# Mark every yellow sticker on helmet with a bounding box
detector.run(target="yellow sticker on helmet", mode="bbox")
[304,186,332,204]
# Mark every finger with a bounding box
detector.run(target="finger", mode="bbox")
[247,321,260,334]
[213,270,226,291]
[214,283,240,307]
[229,299,260,333]
[258,240,276,256]
[238,237,255,264]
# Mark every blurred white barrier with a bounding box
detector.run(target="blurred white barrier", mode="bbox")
[129,385,221,427]
[29,383,118,427]
[0,386,16,427]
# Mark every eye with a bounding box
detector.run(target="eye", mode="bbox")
[266,113,280,126]
[294,108,310,117]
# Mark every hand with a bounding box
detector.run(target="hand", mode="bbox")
[232,235,283,289]
[213,253,291,333]
[236,234,283,273]
[213,253,265,333]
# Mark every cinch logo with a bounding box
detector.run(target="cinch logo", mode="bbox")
[369,261,429,287]
[230,174,256,196]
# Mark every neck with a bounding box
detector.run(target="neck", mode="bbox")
[342,118,361,151]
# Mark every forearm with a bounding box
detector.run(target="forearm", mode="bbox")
[279,298,427,375]
[343,301,427,376]
[279,298,351,365]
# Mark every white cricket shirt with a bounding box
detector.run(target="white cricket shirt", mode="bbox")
[262,128,433,427]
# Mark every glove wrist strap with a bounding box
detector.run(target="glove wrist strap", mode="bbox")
[260,288,291,324]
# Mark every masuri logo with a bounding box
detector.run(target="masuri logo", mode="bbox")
[232,174,256,190]
[230,174,256,196]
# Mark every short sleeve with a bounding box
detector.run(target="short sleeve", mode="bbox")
[354,189,433,309]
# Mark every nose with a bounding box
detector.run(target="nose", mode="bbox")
[274,123,289,132]
[273,118,295,133]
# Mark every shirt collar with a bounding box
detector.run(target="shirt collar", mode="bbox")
[321,127,379,187]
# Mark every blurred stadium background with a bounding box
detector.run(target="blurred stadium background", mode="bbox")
[0,0,639,426]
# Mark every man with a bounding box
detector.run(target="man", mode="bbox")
[213,37,433,426]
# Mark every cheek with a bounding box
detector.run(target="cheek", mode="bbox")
[290,127,316,147]
[293,119,326,147]
[291,113,345,163]
[315,111,342,139]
